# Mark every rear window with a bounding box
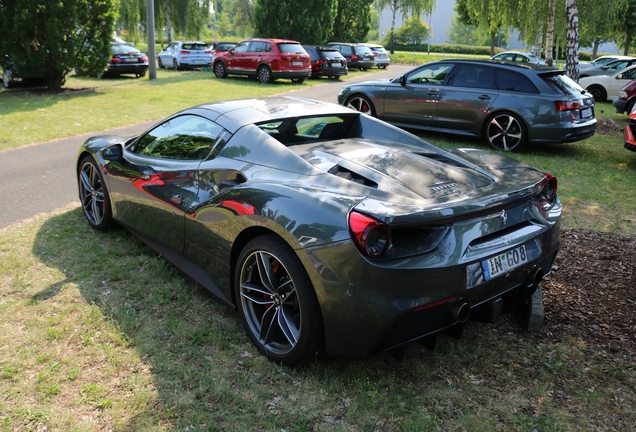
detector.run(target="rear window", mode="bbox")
[111,45,141,54]
[541,72,585,96]
[495,69,539,93]
[321,50,344,60]
[355,46,373,55]
[279,43,306,54]
[182,43,208,50]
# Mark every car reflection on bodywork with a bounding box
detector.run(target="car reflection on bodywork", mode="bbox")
[76,97,561,365]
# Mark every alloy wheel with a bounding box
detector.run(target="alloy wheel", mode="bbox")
[79,160,106,227]
[486,113,526,152]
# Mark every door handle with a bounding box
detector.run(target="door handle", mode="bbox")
[427,90,438,95]
[479,95,491,100]
[171,195,184,205]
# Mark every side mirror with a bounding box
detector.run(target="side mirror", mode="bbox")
[101,144,123,161]
[617,74,624,79]
[601,66,609,70]
[400,75,407,86]
[228,48,236,55]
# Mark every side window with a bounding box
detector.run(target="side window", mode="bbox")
[518,55,529,63]
[451,65,495,89]
[233,42,249,53]
[622,68,636,80]
[495,69,539,93]
[249,41,268,52]
[406,64,454,85]
[131,115,224,160]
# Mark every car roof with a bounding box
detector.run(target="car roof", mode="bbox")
[187,97,354,133]
[243,38,301,44]
[439,58,557,72]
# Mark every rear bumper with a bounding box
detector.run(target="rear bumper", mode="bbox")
[272,70,311,79]
[107,65,148,75]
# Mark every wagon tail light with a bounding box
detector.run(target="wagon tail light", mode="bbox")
[349,211,389,257]
[351,54,359,61]
[537,172,558,212]
[554,101,580,111]
[140,55,148,62]
[179,50,190,55]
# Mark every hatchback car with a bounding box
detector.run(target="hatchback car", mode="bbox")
[213,38,310,84]
[579,58,636,78]
[76,96,561,364]
[338,59,597,152]
[302,45,348,79]
[580,55,635,69]
[613,79,636,113]
[360,43,391,68]
[104,44,149,78]
[491,51,546,66]
[578,65,636,102]
[326,42,375,70]
[158,41,213,70]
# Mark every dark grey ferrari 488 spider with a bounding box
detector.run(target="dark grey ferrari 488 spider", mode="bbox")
[76,97,561,365]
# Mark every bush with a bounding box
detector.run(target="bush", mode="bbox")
[383,43,504,57]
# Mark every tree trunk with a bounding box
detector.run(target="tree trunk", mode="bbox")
[166,2,172,43]
[565,0,579,81]
[490,31,495,56]
[592,38,600,60]
[389,2,397,54]
[534,23,543,57]
[625,34,632,56]
[546,0,556,66]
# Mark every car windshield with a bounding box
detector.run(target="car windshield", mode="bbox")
[355,46,373,55]
[321,50,343,60]
[527,53,543,62]
[111,45,141,54]
[278,43,306,54]
[257,115,356,145]
[216,43,236,50]
[542,72,586,96]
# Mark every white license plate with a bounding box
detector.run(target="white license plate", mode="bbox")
[581,107,592,119]
[292,61,303,66]
[194,59,204,63]
[124,57,137,62]
[481,244,528,280]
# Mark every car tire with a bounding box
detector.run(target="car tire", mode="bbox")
[78,155,114,230]
[587,85,607,102]
[213,61,227,78]
[345,95,376,116]
[360,67,368,71]
[173,59,181,71]
[136,70,147,78]
[257,65,273,84]
[485,112,527,152]
[626,99,636,114]
[235,234,323,365]
[158,57,165,69]
[329,76,340,80]
[291,77,305,84]
[2,70,12,88]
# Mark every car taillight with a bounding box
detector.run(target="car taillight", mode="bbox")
[351,54,359,61]
[205,50,211,54]
[140,56,148,62]
[179,50,190,54]
[110,56,122,63]
[372,52,378,57]
[554,101,581,111]
[537,172,558,212]
[619,90,628,99]
[349,211,389,257]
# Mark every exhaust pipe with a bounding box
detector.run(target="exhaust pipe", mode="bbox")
[526,268,544,294]
[449,302,470,323]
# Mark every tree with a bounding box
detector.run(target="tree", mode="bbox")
[614,0,636,55]
[446,16,482,45]
[254,0,337,45]
[330,0,374,43]
[374,0,436,54]
[545,0,556,66]
[0,0,118,90]
[565,0,579,80]
[393,17,430,45]
[454,0,509,56]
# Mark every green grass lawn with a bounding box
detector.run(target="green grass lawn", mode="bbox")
[1,66,635,431]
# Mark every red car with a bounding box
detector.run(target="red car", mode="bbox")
[212,38,310,84]
[613,79,636,114]
[624,110,636,152]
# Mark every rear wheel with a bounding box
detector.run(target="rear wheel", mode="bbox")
[291,77,305,84]
[626,99,636,114]
[345,95,376,116]
[257,65,273,84]
[235,235,323,365]
[213,61,227,78]
[485,112,527,152]
[587,85,607,102]
[78,156,113,230]
[158,57,165,69]
[173,59,181,71]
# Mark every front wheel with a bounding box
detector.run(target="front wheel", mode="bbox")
[235,235,323,365]
[345,95,376,116]
[257,65,273,84]
[587,85,606,102]
[485,112,527,152]
[158,57,165,69]
[213,61,227,78]
[2,70,12,88]
[78,155,113,230]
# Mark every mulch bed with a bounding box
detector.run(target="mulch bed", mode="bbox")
[542,229,636,358]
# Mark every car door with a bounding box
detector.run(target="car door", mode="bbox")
[609,67,636,98]
[162,42,179,67]
[436,64,498,131]
[225,41,250,73]
[106,115,225,252]
[382,63,456,126]
[245,41,270,73]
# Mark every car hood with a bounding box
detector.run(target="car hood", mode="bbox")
[345,78,394,88]
[292,138,544,224]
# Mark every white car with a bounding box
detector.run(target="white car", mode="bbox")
[157,40,213,70]
[580,55,634,69]
[579,65,636,102]
[491,51,547,66]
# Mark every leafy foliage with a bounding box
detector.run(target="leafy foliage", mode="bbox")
[0,0,118,90]
[254,0,337,45]
[330,0,374,43]
[382,17,431,45]
[374,0,436,53]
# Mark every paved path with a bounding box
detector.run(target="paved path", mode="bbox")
[0,66,410,229]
